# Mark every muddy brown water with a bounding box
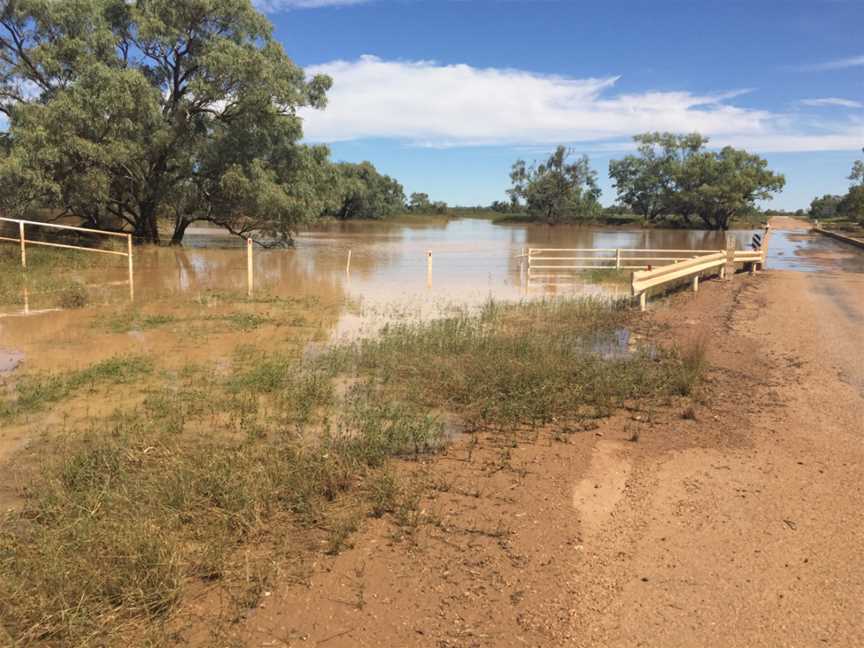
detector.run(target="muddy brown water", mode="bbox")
[3,218,861,358]
[0,218,762,376]
[7,219,758,307]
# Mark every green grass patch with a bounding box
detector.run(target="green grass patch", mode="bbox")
[0,355,153,420]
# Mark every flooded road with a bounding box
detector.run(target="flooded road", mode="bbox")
[766,221,864,274]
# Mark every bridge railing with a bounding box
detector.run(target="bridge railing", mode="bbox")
[526,245,767,310]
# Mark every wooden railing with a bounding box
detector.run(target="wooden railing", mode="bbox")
[0,216,134,299]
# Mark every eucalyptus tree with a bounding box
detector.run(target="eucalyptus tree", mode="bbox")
[609,132,784,230]
[808,194,843,219]
[507,145,601,223]
[326,161,405,220]
[609,132,707,221]
[0,0,331,244]
[408,192,431,212]
[849,148,863,187]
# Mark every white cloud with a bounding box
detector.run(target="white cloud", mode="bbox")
[300,56,864,152]
[800,97,863,109]
[254,0,369,10]
[801,54,864,71]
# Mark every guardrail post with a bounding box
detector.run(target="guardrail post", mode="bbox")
[724,237,736,279]
[615,248,621,269]
[19,221,26,269]
[346,248,352,275]
[639,291,646,312]
[760,224,771,270]
[692,275,699,292]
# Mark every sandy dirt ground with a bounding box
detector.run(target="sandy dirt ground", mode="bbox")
[201,217,863,647]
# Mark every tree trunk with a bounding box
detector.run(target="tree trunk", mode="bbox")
[134,203,160,244]
[170,219,190,246]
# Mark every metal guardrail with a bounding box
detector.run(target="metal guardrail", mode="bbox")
[0,216,134,299]
[525,240,768,311]
[631,251,727,310]
[526,248,719,278]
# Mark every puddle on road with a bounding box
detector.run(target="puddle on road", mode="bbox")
[767,228,864,274]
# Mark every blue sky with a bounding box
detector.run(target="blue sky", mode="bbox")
[260,0,863,210]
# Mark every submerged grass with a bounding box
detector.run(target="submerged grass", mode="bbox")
[0,296,707,646]
[0,245,119,309]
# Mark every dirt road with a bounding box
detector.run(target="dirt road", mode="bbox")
[583,218,864,647]
[212,217,864,647]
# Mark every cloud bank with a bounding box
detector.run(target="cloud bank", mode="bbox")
[300,56,863,152]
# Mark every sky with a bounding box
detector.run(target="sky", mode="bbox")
[266,1,864,210]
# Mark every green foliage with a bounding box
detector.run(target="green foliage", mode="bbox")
[0,0,331,244]
[837,185,864,224]
[406,192,448,215]
[608,132,785,230]
[409,192,431,211]
[325,161,406,220]
[507,145,602,223]
[849,148,864,187]
[608,133,705,220]
[809,194,844,219]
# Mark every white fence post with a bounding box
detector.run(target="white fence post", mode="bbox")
[426,250,432,288]
[19,221,26,269]
[246,237,253,297]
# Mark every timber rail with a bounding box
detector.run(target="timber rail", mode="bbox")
[0,216,134,299]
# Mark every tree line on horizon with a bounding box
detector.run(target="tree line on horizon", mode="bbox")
[499,133,789,230]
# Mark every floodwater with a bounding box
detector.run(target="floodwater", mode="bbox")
[157,219,751,310]
[1,217,760,341]
[766,224,864,274]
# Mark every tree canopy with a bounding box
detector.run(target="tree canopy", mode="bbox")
[0,0,331,244]
[807,148,864,225]
[808,194,843,220]
[507,145,601,224]
[609,132,785,230]
[849,148,863,187]
[324,161,405,220]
